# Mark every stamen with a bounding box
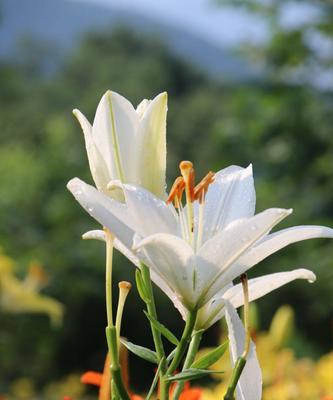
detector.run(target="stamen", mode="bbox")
[166,176,185,207]
[194,171,215,203]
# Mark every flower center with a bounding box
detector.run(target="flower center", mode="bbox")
[167,161,215,249]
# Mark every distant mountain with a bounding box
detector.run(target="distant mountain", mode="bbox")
[0,0,255,79]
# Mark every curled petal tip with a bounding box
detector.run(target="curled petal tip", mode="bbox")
[107,179,123,191]
[82,230,106,241]
[307,271,316,283]
[66,177,80,191]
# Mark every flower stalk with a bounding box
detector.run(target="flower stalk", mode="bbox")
[140,263,168,400]
[167,308,198,376]
[104,229,130,400]
[172,329,204,400]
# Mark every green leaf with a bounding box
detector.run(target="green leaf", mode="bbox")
[165,368,222,382]
[120,339,158,364]
[135,269,150,303]
[143,311,179,345]
[191,340,229,369]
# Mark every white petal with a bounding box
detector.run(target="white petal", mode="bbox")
[197,208,292,305]
[67,178,135,248]
[114,237,188,319]
[82,229,106,241]
[224,268,316,310]
[195,283,233,329]
[92,91,139,183]
[135,92,168,199]
[134,233,196,307]
[224,301,262,400]
[73,109,110,192]
[136,99,152,118]
[120,183,178,237]
[238,225,333,271]
[197,268,315,329]
[203,165,255,241]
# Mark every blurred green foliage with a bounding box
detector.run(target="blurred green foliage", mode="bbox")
[0,16,333,392]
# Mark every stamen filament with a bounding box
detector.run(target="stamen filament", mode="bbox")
[196,192,205,250]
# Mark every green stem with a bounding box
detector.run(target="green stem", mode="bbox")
[105,231,129,400]
[140,263,168,399]
[105,230,114,327]
[106,327,131,400]
[172,329,203,400]
[167,308,198,375]
[223,357,246,400]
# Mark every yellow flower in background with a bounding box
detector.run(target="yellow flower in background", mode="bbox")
[0,253,64,326]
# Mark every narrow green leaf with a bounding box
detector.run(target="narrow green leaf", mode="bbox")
[144,311,179,345]
[145,357,165,400]
[191,340,229,369]
[165,368,223,382]
[135,269,150,303]
[120,339,158,364]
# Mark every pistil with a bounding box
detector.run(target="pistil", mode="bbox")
[180,161,195,246]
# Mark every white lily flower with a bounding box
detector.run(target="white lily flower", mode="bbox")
[67,164,333,311]
[73,91,167,198]
[224,300,262,400]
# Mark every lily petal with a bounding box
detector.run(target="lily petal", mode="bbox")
[224,301,262,400]
[224,268,316,309]
[114,237,188,318]
[135,92,168,199]
[82,230,106,241]
[92,91,139,183]
[237,225,333,271]
[197,208,292,305]
[203,165,255,241]
[134,233,196,307]
[120,183,178,237]
[67,178,135,248]
[73,109,111,192]
[199,268,315,329]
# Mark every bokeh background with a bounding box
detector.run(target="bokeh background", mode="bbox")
[1,0,333,397]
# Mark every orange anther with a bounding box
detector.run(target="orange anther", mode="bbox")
[194,171,215,203]
[167,176,185,206]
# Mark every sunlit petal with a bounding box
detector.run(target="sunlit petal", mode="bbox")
[135,92,168,199]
